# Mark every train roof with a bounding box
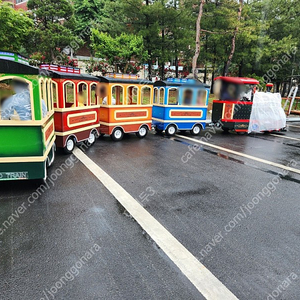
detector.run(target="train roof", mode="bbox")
[42,70,99,81]
[0,58,39,75]
[97,76,153,85]
[154,78,210,88]
[0,50,29,65]
[215,76,259,85]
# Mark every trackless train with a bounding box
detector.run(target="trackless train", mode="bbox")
[0,52,273,181]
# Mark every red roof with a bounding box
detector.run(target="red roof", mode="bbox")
[214,76,259,85]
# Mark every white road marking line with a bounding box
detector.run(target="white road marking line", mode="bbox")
[288,124,300,128]
[176,135,300,175]
[73,148,238,300]
[270,134,300,142]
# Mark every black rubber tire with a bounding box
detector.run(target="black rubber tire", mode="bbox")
[165,125,177,136]
[63,137,76,154]
[85,131,97,147]
[111,128,124,141]
[46,144,56,167]
[136,125,148,138]
[190,125,202,136]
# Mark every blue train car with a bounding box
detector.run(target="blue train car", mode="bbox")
[152,78,210,136]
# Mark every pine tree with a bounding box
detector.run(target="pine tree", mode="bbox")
[27,0,81,62]
[74,0,103,37]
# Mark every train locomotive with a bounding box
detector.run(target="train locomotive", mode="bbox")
[212,76,259,133]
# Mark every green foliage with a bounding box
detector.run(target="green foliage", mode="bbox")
[94,0,126,36]
[27,0,82,62]
[91,30,147,73]
[73,0,103,37]
[4,0,300,85]
[118,0,196,78]
[0,1,33,52]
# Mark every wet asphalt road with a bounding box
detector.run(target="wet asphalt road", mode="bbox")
[1,123,300,300]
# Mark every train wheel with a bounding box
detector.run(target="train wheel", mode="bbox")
[64,137,76,154]
[85,131,97,147]
[190,125,201,136]
[111,128,124,141]
[136,126,148,138]
[38,161,48,184]
[46,144,56,168]
[166,125,177,136]
[222,127,230,133]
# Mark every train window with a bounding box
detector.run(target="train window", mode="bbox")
[220,82,238,100]
[47,80,52,113]
[141,87,151,105]
[154,88,159,104]
[0,78,33,121]
[183,89,193,106]
[127,86,138,105]
[40,80,45,102]
[196,90,207,106]
[64,82,75,107]
[168,88,178,105]
[90,84,97,105]
[159,88,165,105]
[99,84,108,104]
[78,82,88,107]
[45,81,49,110]
[52,81,58,108]
[111,85,124,105]
[213,79,221,99]
[239,84,254,101]
[39,79,48,118]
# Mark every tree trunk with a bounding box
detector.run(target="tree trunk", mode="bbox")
[124,61,129,74]
[148,55,152,80]
[224,0,243,76]
[145,0,152,80]
[160,27,165,80]
[211,66,215,94]
[238,59,243,77]
[192,0,205,80]
[222,61,226,76]
[174,0,179,78]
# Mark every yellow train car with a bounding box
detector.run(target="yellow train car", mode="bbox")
[97,74,153,141]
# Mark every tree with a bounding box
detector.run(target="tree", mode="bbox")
[0,1,33,52]
[95,0,126,36]
[121,0,196,79]
[73,0,103,38]
[91,30,147,73]
[27,0,82,62]
[224,0,243,76]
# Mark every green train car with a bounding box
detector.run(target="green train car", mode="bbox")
[0,52,55,181]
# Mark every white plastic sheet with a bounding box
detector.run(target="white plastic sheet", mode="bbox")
[248,92,286,133]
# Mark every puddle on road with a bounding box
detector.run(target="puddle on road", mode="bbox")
[171,137,300,185]
[249,134,300,149]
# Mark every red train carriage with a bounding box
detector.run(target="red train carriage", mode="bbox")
[212,76,259,133]
[40,65,100,153]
